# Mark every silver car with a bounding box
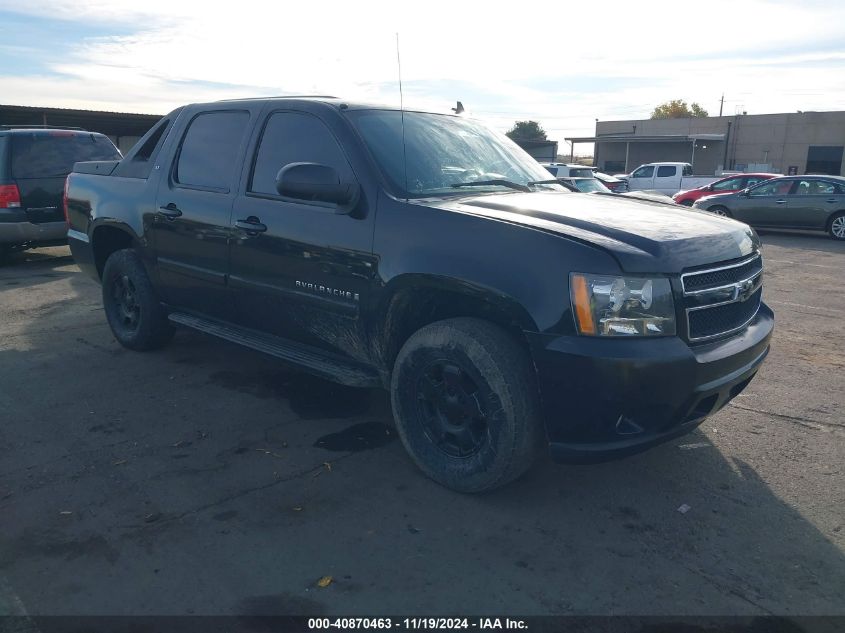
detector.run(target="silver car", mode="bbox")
[692,175,845,240]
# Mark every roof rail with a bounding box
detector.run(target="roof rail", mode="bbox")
[216,95,338,102]
[0,124,88,131]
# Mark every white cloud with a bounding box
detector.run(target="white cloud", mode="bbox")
[2,0,845,146]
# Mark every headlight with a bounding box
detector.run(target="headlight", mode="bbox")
[570,273,676,337]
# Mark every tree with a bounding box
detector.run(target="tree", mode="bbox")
[650,100,709,119]
[506,120,547,141]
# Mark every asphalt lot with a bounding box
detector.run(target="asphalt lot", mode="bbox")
[0,232,843,618]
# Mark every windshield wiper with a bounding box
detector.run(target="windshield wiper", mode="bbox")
[451,179,531,193]
[526,179,563,187]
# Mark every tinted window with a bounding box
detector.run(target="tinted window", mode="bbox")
[0,136,7,176]
[114,118,171,179]
[175,111,249,191]
[250,112,351,196]
[11,132,121,179]
[744,177,767,188]
[750,179,794,196]
[632,166,654,178]
[656,165,676,178]
[682,164,693,176]
[711,177,743,191]
[569,167,594,178]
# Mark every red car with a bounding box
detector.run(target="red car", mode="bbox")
[672,173,781,206]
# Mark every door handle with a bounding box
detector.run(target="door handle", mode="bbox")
[826,198,838,203]
[158,203,182,219]
[775,199,787,204]
[235,217,267,234]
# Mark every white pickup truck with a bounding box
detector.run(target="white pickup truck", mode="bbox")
[615,162,720,195]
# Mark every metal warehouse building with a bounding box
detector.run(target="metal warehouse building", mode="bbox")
[0,104,162,154]
[568,110,845,177]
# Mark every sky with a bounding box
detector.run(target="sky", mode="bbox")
[2,0,845,152]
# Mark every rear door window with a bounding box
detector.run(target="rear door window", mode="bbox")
[174,110,250,192]
[656,165,677,178]
[11,132,121,179]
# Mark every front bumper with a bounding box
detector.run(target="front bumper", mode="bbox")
[528,302,774,463]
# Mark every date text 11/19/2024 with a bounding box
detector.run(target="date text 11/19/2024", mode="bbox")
[307,618,528,630]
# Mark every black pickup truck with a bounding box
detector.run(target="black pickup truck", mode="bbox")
[66,97,773,492]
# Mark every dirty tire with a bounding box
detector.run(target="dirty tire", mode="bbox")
[102,248,173,351]
[708,205,731,217]
[828,212,845,240]
[391,318,544,493]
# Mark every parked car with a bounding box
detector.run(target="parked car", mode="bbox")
[0,127,122,259]
[541,162,595,178]
[692,175,845,240]
[673,173,780,206]
[66,97,773,492]
[561,177,677,206]
[592,170,628,192]
[617,162,719,196]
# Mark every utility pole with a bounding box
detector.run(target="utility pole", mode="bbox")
[719,94,724,117]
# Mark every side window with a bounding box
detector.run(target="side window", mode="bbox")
[249,111,351,197]
[174,111,250,192]
[656,165,677,178]
[114,118,171,179]
[632,165,654,178]
[744,177,764,188]
[682,165,693,176]
[711,177,743,191]
[808,180,837,195]
[133,119,169,163]
[750,180,794,196]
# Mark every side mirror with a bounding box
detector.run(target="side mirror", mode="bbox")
[740,188,750,197]
[275,162,359,211]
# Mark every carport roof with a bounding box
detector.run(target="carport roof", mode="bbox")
[566,133,726,143]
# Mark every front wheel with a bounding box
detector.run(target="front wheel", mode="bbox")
[390,318,544,493]
[680,199,694,207]
[828,212,845,240]
[708,205,731,217]
[102,249,173,351]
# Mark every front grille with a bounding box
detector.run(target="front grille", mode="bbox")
[682,255,763,293]
[688,288,762,340]
[682,254,763,342]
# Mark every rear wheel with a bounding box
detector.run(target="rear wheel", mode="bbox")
[828,212,845,240]
[102,249,173,350]
[390,318,544,493]
[708,205,731,217]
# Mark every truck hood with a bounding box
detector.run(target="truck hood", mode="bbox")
[429,191,758,274]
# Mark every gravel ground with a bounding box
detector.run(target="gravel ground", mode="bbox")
[0,232,843,618]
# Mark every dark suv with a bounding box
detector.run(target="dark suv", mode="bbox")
[0,127,121,258]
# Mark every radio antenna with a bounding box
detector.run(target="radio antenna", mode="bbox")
[396,32,408,200]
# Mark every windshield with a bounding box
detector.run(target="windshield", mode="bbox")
[347,110,565,198]
[573,178,612,193]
